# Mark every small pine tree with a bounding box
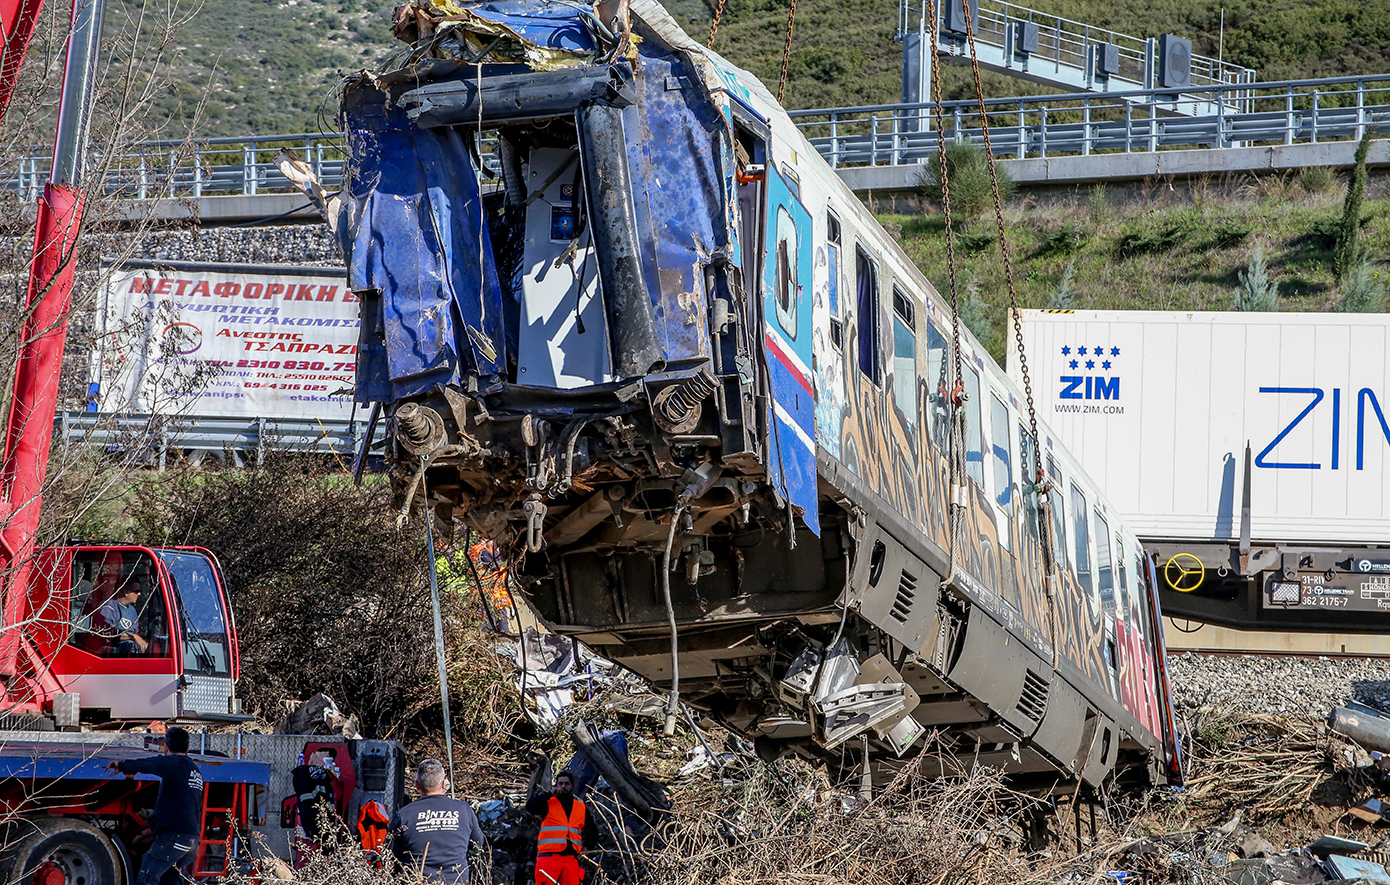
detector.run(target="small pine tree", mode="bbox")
[1338,259,1386,312]
[1049,262,1076,310]
[1334,131,1373,280]
[959,276,994,345]
[917,141,1017,218]
[1232,248,1279,311]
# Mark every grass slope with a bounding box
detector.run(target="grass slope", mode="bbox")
[879,173,1390,364]
[105,0,1390,137]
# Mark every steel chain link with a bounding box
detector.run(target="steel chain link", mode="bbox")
[707,0,728,48]
[777,0,797,103]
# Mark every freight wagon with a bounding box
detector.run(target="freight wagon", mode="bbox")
[1012,309,1390,633]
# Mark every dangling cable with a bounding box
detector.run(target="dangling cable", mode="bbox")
[420,461,458,795]
[776,0,797,103]
[660,502,689,735]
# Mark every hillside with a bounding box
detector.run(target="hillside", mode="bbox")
[101,0,1390,138]
[880,170,1390,364]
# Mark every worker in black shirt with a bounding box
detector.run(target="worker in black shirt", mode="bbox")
[107,726,204,885]
[389,759,486,884]
[525,771,598,885]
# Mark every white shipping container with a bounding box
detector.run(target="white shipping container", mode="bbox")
[1010,310,1390,545]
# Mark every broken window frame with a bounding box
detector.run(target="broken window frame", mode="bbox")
[773,206,798,339]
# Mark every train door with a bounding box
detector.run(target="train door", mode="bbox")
[759,157,819,535]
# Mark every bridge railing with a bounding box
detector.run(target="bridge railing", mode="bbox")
[5,131,503,202]
[931,0,1257,93]
[790,74,1390,168]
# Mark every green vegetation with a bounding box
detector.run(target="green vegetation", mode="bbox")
[1233,247,1279,310]
[76,0,1390,137]
[879,172,1388,361]
[1335,132,1374,279]
[918,141,1016,219]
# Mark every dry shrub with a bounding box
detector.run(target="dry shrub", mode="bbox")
[123,456,520,744]
[650,754,1086,885]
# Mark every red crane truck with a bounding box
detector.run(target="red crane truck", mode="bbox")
[0,2,409,884]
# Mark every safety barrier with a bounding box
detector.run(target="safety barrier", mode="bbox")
[789,74,1390,168]
[54,411,372,464]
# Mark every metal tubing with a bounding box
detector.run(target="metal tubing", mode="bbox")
[50,0,106,188]
[575,102,662,379]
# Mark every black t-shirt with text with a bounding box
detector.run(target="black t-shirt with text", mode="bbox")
[389,794,486,884]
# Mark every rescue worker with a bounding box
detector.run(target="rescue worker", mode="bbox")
[389,759,486,884]
[106,726,203,885]
[525,771,598,885]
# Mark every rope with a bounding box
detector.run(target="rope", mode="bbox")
[706,0,728,48]
[956,0,1060,668]
[776,0,797,103]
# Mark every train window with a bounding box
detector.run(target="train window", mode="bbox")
[1095,511,1115,618]
[1018,424,1039,542]
[891,288,916,424]
[855,248,880,383]
[1134,550,1153,646]
[828,213,842,350]
[774,207,798,338]
[990,394,1013,551]
[963,365,983,486]
[926,321,949,452]
[1070,483,1093,601]
[1047,457,1069,570]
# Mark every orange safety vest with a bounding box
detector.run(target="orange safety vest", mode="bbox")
[537,796,586,855]
[357,800,391,866]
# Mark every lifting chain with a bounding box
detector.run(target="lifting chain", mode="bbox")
[707,0,728,48]
[951,0,1062,668]
[958,0,1037,463]
[777,0,797,103]
[926,0,968,585]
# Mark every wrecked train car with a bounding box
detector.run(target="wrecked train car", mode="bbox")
[338,0,1182,792]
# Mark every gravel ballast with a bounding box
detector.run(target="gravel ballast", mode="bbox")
[1167,653,1390,719]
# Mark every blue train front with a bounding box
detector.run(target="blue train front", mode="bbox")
[339,0,1181,792]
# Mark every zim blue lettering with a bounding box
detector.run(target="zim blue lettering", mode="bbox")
[1059,376,1084,399]
[1254,387,1323,470]
[1358,388,1390,470]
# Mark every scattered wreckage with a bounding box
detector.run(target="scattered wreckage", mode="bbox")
[336,0,1181,795]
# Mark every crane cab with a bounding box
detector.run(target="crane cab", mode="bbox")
[20,544,242,725]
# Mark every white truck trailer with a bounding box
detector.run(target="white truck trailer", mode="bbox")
[1011,309,1390,634]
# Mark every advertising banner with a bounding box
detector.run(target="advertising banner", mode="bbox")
[99,261,359,421]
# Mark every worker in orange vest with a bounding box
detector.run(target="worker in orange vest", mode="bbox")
[525,771,598,885]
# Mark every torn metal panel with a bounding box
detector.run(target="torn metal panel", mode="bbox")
[345,122,505,400]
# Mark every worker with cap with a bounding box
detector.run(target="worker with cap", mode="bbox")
[389,758,486,884]
[526,771,598,885]
[107,726,204,884]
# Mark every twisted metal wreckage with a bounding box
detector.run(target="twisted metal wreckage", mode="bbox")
[334,0,1183,795]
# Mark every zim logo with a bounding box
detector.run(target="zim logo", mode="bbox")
[1059,376,1120,400]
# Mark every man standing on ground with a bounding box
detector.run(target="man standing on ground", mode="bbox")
[389,759,486,883]
[107,726,203,884]
[526,771,598,885]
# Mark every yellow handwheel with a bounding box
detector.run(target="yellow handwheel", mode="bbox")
[1163,553,1205,592]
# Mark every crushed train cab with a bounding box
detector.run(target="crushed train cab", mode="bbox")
[340,0,1181,793]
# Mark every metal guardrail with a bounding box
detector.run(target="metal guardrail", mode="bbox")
[54,411,374,465]
[6,132,502,203]
[5,74,1390,193]
[789,74,1390,168]
[904,0,1255,94]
